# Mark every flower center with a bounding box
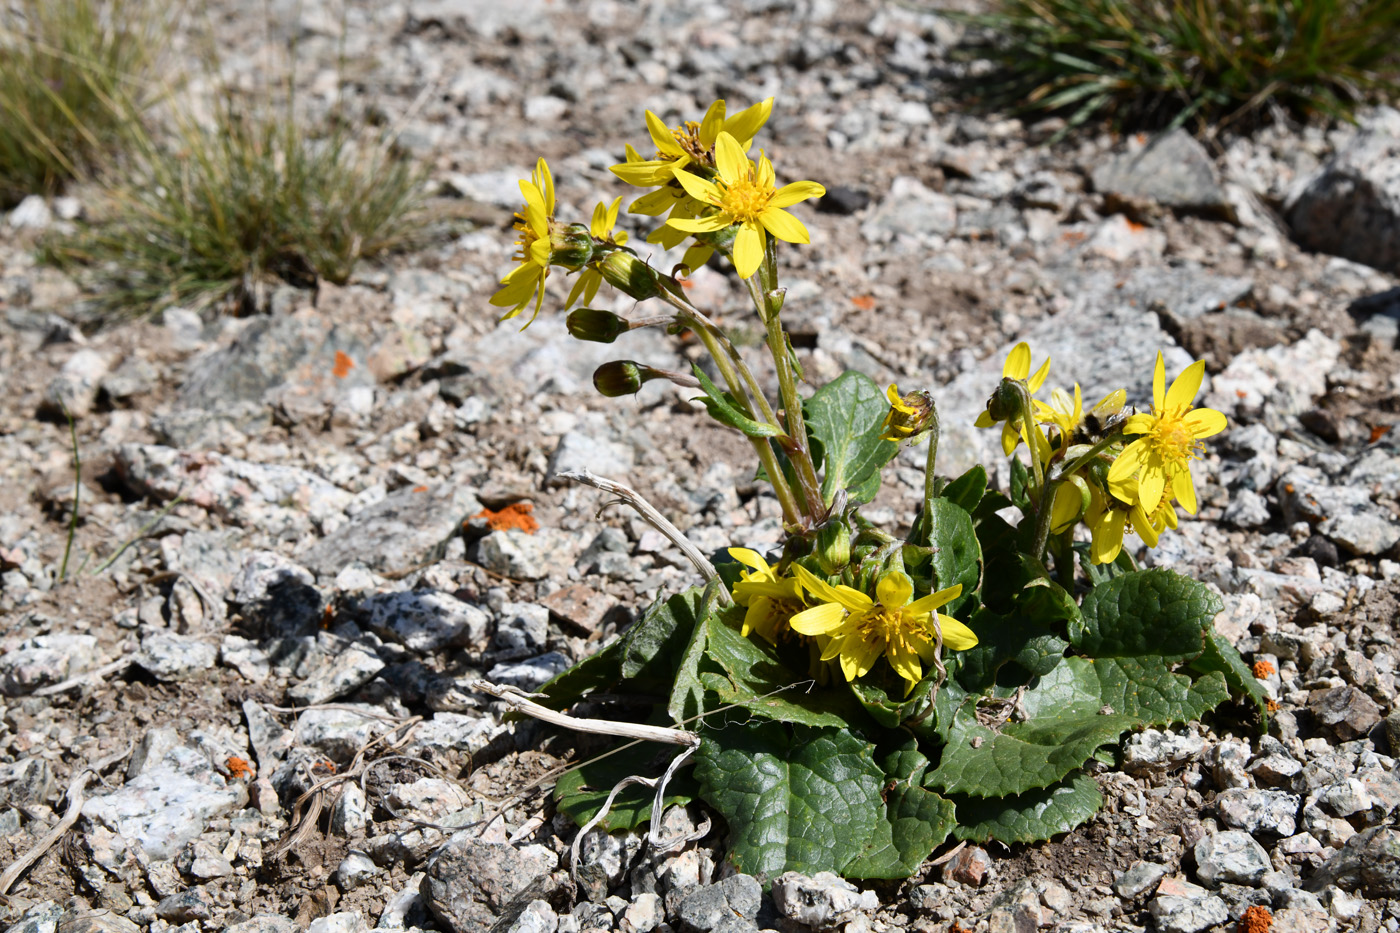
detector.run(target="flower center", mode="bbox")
[718,175,772,223]
[667,122,713,163]
[1147,408,1200,467]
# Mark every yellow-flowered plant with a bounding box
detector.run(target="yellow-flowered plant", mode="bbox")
[503,97,1251,885]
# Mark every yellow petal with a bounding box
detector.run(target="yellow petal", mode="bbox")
[887,384,902,404]
[1121,414,1155,435]
[1138,469,1166,514]
[699,99,726,146]
[936,614,978,651]
[790,602,846,636]
[770,180,825,209]
[713,132,747,185]
[1004,342,1031,379]
[1129,503,1160,548]
[727,547,771,575]
[667,214,733,234]
[887,639,923,688]
[843,636,882,680]
[671,167,722,205]
[611,160,675,187]
[646,110,683,157]
[1172,466,1198,514]
[756,154,775,190]
[758,206,809,244]
[564,272,589,310]
[1153,351,1166,410]
[731,222,765,279]
[1185,407,1227,438]
[680,243,714,273]
[1091,510,1126,564]
[1050,482,1084,534]
[1027,355,1051,392]
[792,565,872,612]
[723,97,772,146]
[974,410,996,428]
[1000,422,1021,456]
[536,158,554,214]
[1107,439,1145,489]
[1165,360,1206,411]
[907,584,963,614]
[876,572,914,608]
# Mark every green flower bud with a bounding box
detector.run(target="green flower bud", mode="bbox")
[592,360,647,397]
[986,377,1023,423]
[550,222,594,267]
[599,250,663,300]
[813,521,852,575]
[566,308,630,344]
[695,223,737,252]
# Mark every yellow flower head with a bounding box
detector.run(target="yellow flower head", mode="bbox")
[880,384,935,442]
[1084,476,1178,564]
[611,98,774,189]
[1033,385,1127,453]
[727,548,805,645]
[490,158,556,326]
[788,565,975,695]
[665,132,825,279]
[563,197,630,310]
[1107,352,1227,515]
[975,342,1052,457]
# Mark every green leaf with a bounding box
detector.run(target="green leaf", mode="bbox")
[555,741,696,832]
[691,364,782,439]
[699,611,862,728]
[694,722,887,877]
[845,741,957,879]
[1071,569,1221,663]
[668,611,709,727]
[1190,623,1271,731]
[1008,456,1031,511]
[928,657,1229,797]
[952,771,1103,845]
[537,637,622,710]
[1079,544,1136,585]
[804,371,899,507]
[956,606,1068,693]
[620,586,708,694]
[920,499,982,616]
[941,465,987,513]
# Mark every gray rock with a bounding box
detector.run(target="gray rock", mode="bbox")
[492,602,550,658]
[1194,831,1271,888]
[620,893,663,933]
[362,589,489,652]
[176,839,234,878]
[486,652,571,690]
[771,871,878,929]
[305,913,368,933]
[1306,826,1400,896]
[100,355,159,402]
[8,194,53,229]
[1223,488,1272,528]
[477,530,553,581]
[224,917,300,933]
[295,705,393,760]
[1249,751,1304,788]
[331,782,368,836]
[1113,860,1167,898]
[4,901,63,933]
[506,900,557,933]
[1091,129,1229,217]
[1215,788,1300,836]
[1207,740,1253,790]
[135,633,217,682]
[54,910,140,933]
[300,484,481,577]
[43,349,111,418]
[1309,685,1382,741]
[422,837,558,933]
[861,176,957,241]
[1123,729,1206,775]
[287,644,384,705]
[336,851,379,890]
[0,634,100,696]
[154,889,212,923]
[1147,878,1230,933]
[1321,509,1400,556]
[547,432,635,481]
[1288,126,1400,275]
[676,875,761,932]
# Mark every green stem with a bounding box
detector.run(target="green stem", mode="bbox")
[751,238,824,523]
[922,400,943,506]
[1052,529,1075,587]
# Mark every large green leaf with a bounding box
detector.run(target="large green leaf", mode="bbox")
[699,612,861,728]
[1072,568,1221,663]
[921,499,982,616]
[694,722,887,876]
[669,610,709,727]
[804,371,898,506]
[537,637,622,710]
[1190,623,1271,731]
[952,771,1103,845]
[941,465,987,513]
[620,586,709,693]
[555,741,696,832]
[956,606,1068,693]
[845,741,957,879]
[928,657,1229,797]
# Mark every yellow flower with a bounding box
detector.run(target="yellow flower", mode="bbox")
[489,158,556,325]
[727,548,805,645]
[1033,384,1127,452]
[880,384,934,442]
[564,197,629,309]
[1107,352,1227,515]
[611,98,774,189]
[975,342,1052,457]
[665,132,825,279]
[1083,478,1178,564]
[788,565,975,695]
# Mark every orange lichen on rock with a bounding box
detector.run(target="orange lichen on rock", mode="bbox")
[474,502,540,534]
[226,756,253,780]
[1252,659,1276,679]
[1238,905,1272,933]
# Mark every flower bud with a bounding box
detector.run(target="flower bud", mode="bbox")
[592,360,648,397]
[549,222,594,267]
[881,387,935,442]
[813,521,851,576]
[566,308,630,344]
[985,377,1023,423]
[599,250,663,300]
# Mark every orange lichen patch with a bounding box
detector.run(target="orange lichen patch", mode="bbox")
[473,502,540,534]
[1266,698,1280,713]
[413,485,429,493]
[850,294,876,311]
[1252,659,1276,679]
[320,605,335,629]
[312,760,338,776]
[226,756,253,780]
[332,350,355,379]
[1372,424,1394,443]
[1126,219,1147,233]
[1238,905,1272,933]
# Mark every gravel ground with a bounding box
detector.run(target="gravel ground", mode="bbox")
[2,2,1400,932]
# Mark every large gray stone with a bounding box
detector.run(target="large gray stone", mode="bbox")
[1288,125,1400,274]
[422,836,558,933]
[1194,831,1271,888]
[299,483,481,577]
[1091,129,1230,217]
[1307,826,1400,896]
